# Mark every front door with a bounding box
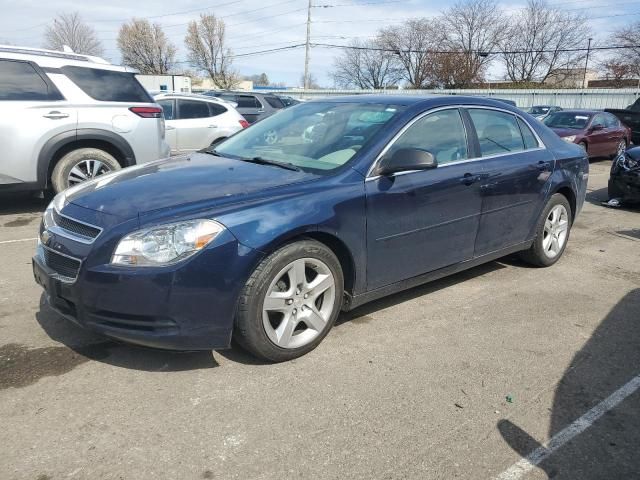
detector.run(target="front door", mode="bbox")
[365,108,484,290]
[466,108,554,255]
[588,113,610,157]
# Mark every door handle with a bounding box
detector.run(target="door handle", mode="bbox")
[165,125,176,130]
[208,125,218,128]
[43,111,69,119]
[460,173,481,186]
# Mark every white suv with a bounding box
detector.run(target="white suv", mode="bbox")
[0,45,170,194]
[154,93,248,154]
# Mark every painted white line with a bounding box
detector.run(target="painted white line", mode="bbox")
[0,237,37,245]
[496,374,640,480]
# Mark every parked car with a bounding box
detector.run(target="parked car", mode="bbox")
[203,91,285,123]
[154,93,248,154]
[33,96,588,362]
[609,146,640,204]
[543,110,630,158]
[606,98,640,144]
[0,45,169,194]
[527,105,562,120]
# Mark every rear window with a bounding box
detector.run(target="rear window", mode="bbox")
[0,59,63,101]
[208,103,227,117]
[62,66,152,102]
[237,95,260,108]
[264,96,285,109]
[178,99,210,119]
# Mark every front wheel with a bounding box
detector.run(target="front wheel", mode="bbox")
[612,138,627,159]
[519,194,572,267]
[234,240,344,362]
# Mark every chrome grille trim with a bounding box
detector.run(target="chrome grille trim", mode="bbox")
[51,208,103,244]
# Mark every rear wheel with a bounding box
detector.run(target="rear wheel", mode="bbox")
[234,240,344,362]
[519,194,572,267]
[51,148,120,193]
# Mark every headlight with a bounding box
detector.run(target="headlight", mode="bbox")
[111,219,225,266]
[562,135,577,143]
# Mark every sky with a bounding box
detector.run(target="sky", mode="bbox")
[0,0,638,87]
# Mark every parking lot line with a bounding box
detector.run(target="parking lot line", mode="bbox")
[495,374,640,480]
[0,237,37,245]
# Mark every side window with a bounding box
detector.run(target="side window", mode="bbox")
[264,96,285,109]
[208,103,227,117]
[178,100,211,119]
[61,67,151,102]
[0,60,62,101]
[604,113,619,128]
[517,118,540,150]
[388,109,468,165]
[591,113,606,128]
[236,95,259,108]
[469,109,525,156]
[157,100,174,120]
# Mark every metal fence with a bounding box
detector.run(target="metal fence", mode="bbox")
[275,88,640,110]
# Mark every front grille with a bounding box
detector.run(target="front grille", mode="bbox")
[43,247,81,280]
[53,209,101,240]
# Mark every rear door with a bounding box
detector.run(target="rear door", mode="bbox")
[236,95,263,123]
[465,108,554,256]
[0,59,76,186]
[175,99,216,152]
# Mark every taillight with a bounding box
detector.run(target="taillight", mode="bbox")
[130,106,163,118]
[239,119,249,128]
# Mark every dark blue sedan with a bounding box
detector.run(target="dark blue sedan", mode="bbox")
[33,96,589,362]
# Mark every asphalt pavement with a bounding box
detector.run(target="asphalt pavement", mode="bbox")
[0,159,638,480]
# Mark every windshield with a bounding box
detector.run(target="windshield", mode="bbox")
[529,106,550,115]
[544,112,591,129]
[214,101,405,173]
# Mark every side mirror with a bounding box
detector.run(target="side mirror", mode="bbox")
[590,123,604,131]
[377,148,437,176]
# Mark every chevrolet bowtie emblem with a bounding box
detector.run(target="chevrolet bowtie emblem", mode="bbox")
[40,230,52,246]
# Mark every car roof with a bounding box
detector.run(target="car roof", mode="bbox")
[304,94,521,110]
[0,44,132,72]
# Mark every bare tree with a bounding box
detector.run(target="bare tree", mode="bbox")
[599,60,635,87]
[298,73,321,89]
[117,19,176,74]
[440,0,508,87]
[185,14,239,90]
[499,0,590,83]
[43,12,103,56]
[332,38,404,89]
[606,22,640,79]
[378,19,442,88]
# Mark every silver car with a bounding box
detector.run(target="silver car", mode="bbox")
[0,45,169,194]
[154,93,248,154]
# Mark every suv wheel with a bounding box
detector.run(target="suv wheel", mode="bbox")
[519,193,572,267]
[234,240,344,362]
[51,148,121,193]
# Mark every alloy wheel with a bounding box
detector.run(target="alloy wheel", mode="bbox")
[542,204,569,258]
[262,258,336,349]
[67,159,113,186]
[616,139,626,157]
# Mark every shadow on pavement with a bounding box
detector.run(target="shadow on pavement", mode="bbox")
[0,193,48,215]
[34,295,218,373]
[498,288,640,479]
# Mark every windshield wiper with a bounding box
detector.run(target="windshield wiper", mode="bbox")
[239,156,301,172]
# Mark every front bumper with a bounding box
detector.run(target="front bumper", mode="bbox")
[33,230,261,351]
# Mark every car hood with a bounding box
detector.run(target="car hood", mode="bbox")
[65,153,317,220]
[550,127,584,138]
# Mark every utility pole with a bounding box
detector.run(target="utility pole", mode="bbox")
[582,37,592,89]
[304,0,312,90]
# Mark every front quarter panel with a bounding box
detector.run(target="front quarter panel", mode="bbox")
[215,169,368,295]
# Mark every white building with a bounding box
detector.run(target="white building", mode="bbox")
[136,75,192,93]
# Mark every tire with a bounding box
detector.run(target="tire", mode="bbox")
[234,240,344,362]
[51,148,121,193]
[611,138,627,159]
[608,178,624,200]
[519,193,572,267]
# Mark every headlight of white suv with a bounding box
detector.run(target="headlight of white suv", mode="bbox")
[111,219,225,266]
[562,135,577,143]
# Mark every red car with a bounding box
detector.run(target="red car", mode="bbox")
[543,110,631,158]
